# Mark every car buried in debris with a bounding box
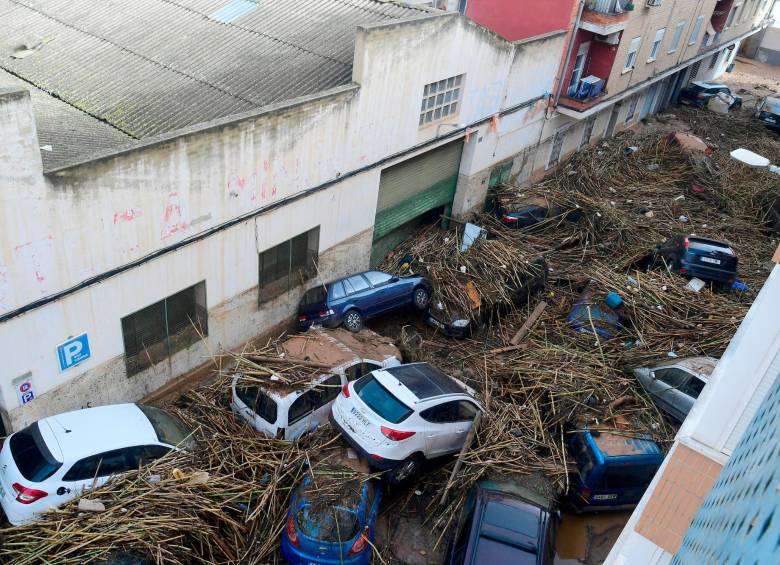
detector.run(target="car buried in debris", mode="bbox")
[0,404,195,525]
[632,356,716,422]
[297,270,432,332]
[678,81,742,110]
[330,362,483,483]
[654,235,738,285]
[230,327,401,441]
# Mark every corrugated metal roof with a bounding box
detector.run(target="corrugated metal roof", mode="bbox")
[0,0,424,170]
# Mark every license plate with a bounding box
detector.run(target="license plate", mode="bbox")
[700,257,721,265]
[350,406,369,426]
[592,493,618,501]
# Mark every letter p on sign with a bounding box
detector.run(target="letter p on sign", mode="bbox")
[57,333,91,371]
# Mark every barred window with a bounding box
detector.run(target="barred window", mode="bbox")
[121,281,208,377]
[259,226,319,303]
[419,75,464,126]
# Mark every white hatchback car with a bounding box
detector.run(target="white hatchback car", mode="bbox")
[230,327,401,441]
[330,362,483,483]
[0,404,194,525]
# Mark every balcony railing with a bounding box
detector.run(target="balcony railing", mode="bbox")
[586,0,625,15]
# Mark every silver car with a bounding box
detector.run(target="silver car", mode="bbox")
[633,357,717,422]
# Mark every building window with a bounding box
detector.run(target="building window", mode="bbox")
[648,28,665,61]
[419,75,464,126]
[121,281,208,376]
[546,127,569,169]
[568,42,591,97]
[580,116,596,149]
[709,51,720,69]
[624,37,642,71]
[726,6,739,28]
[625,96,639,122]
[668,21,685,53]
[689,15,705,45]
[258,226,319,303]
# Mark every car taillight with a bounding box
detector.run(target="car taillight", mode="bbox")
[286,515,300,547]
[298,314,307,322]
[349,528,370,556]
[696,93,706,99]
[683,237,690,249]
[579,486,592,502]
[342,384,350,398]
[276,427,286,440]
[380,426,415,441]
[12,483,47,504]
[370,453,383,460]
[319,309,334,318]
[679,267,687,274]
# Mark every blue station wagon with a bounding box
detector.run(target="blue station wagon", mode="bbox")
[655,235,738,284]
[298,271,431,332]
[567,430,663,512]
[281,473,381,565]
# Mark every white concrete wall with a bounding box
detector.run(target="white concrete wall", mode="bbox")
[0,14,565,428]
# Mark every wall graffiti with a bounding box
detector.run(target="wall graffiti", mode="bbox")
[160,192,188,240]
[14,236,55,294]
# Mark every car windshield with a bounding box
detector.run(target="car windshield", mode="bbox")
[9,423,62,482]
[300,286,327,306]
[687,238,733,255]
[138,405,197,450]
[296,504,360,542]
[571,434,597,480]
[354,375,413,423]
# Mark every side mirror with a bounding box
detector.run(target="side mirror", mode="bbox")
[649,371,656,380]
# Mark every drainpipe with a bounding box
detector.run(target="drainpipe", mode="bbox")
[554,0,586,108]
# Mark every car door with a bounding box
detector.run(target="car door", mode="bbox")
[61,447,136,496]
[678,375,706,416]
[363,271,400,313]
[285,388,319,440]
[421,400,479,457]
[343,274,375,316]
[648,367,693,421]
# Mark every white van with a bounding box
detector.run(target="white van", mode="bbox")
[229,327,401,440]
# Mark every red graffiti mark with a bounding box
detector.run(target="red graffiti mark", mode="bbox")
[272,185,277,197]
[161,193,188,240]
[113,208,143,224]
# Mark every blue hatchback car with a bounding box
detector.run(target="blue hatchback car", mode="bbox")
[297,270,431,332]
[281,474,381,565]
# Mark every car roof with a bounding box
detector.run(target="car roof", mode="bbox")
[472,489,544,558]
[40,404,158,462]
[654,356,718,379]
[692,81,726,89]
[383,363,465,400]
[590,431,661,458]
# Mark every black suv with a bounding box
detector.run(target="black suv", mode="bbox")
[678,81,742,109]
[655,235,738,284]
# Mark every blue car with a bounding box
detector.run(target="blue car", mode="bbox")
[655,235,738,285]
[281,474,381,565]
[297,270,431,332]
[567,430,663,512]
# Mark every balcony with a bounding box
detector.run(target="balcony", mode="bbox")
[710,0,735,33]
[581,0,632,35]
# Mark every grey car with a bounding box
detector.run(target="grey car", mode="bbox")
[632,357,717,422]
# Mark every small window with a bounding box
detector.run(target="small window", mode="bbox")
[121,282,208,376]
[236,382,279,424]
[364,271,393,287]
[708,51,720,69]
[456,401,479,421]
[648,28,665,61]
[420,74,464,126]
[132,445,171,468]
[346,274,370,294]
[654,367,690,389]
[330,281,346,300]
[345,362,381,381]
[668,21,685,53]
[624,37,641,71]
[63,448,134,482]
[319,374,342,404]
[138,405,195,449]
[258,227,319,303]
[571,433,597,480]
[420,400,470,423]
[689,16,705,45]
[681,377,706,399]
[625,95,639,122]
[288,389,320,425]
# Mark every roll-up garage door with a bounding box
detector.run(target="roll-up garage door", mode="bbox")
[370,140,463,265]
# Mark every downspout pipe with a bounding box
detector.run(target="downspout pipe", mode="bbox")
[554,0,586,107]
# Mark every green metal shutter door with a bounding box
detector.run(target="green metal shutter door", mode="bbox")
[373,140,463,242]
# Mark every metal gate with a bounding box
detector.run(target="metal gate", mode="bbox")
[639,83,659,120]
[370,140,463,265]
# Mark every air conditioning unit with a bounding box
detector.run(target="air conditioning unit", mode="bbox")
[594,32,621,45]
[575,76,606,100]
[646,0,662,6]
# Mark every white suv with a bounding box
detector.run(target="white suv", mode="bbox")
[0,404,195,525]
[330,363,483,483]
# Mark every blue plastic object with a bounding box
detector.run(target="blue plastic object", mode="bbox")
[604,292,623,309]
[731,280,748,292]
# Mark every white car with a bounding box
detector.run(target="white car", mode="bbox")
[330,362,483,483]
[230,327,401,441]
[0,404,195,525]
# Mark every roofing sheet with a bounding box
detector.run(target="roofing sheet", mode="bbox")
[0,0,424,170]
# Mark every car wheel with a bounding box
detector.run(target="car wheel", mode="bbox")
[413,287,430,311]
[343,310,364,332]
[387,455,421,484]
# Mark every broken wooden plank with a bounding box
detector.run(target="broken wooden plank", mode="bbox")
[509,301,547,345]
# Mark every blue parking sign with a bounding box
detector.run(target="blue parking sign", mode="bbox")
[57,333,91,371]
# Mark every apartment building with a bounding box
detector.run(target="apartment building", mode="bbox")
[0,0,565,433]
[454,0,773,177]
[607,244,780,563]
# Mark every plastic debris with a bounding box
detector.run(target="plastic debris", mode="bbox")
[685,278,706,292]
[78,499,106,512]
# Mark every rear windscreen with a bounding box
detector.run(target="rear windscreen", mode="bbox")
[300,286,327,306]
[10,423,62,482]
[296,505,360,542]
[354,376,412,424]
[688,239,733,254]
